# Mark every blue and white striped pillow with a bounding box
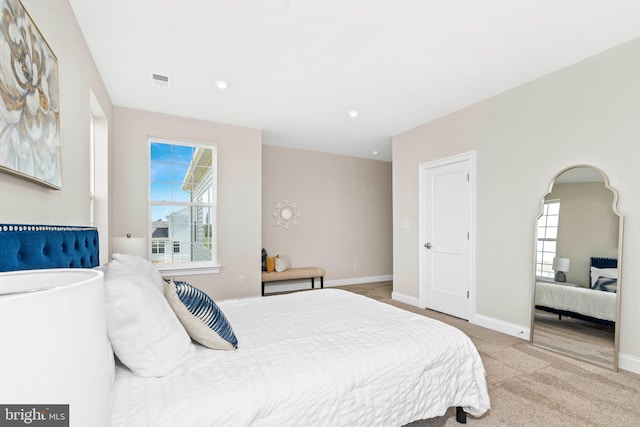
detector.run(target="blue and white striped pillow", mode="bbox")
[164,280,238,350]
[592,277,617,293]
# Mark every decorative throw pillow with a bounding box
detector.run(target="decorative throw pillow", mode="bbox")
[102,259,196,377]
[590,267,617,287]
[266,255,279,273]
[262,248,268,272]
[164,280,238,350]
[592,277,617,293]
[275,254,291,272]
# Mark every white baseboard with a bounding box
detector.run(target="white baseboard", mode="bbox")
[472,314,530,341]
[619,352,640,375]
[263,275,392,295]
[390,296,531,341]
[324,275,393,287]
[386,298,531,341]
[391,291,420,307]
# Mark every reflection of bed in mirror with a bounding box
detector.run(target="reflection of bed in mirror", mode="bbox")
[531,164,622,371]
[535,257,617,326]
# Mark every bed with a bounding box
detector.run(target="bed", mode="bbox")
[0,224,490,426]
[534,257,618,325]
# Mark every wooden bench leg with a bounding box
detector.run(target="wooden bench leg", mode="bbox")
[311,277,315,290]
[320,276,324,289]
[262,282,265,296]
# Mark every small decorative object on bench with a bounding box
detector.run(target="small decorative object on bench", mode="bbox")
[260,254,324,296]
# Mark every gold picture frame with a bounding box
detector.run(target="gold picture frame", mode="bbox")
[0,0,61,189]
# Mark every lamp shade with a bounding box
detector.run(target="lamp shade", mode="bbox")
[552,257,570,273]
[111,235,147,259]
[0,269,111,426]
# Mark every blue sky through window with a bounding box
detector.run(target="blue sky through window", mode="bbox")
[150,142,195,221]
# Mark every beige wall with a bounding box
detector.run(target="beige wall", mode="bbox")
[548,182,619,287]
[393,36,640,367]
[111,107,262,300]
[0,0,112,235]
[262,145,392,284]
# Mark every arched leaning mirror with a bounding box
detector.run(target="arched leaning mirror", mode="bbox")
[531,165,623,371]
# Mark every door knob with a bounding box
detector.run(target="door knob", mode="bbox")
[425,242,432,249]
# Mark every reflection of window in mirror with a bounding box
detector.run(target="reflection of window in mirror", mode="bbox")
[536,200,560,278]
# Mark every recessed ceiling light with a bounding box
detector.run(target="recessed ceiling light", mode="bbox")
[372,151,380,156]
[348,110,358,118]
[216,80,230,90]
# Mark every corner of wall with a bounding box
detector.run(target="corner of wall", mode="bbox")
[391,291,420,307]
[618,352,640,375]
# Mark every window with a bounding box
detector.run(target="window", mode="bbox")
[536,200,560,278]
[89,114,95,226]
[149,138,218,274]
[152,241,165,255]
[89,90,109,264]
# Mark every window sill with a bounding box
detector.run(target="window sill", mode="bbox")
[157,263,221,277]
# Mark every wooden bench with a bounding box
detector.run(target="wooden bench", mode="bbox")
[261,267,325,296]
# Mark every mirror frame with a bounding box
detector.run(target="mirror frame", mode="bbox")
[530,164,624,371]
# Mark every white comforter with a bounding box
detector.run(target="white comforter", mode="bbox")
[112,289,490,426]
[535,281,616,322]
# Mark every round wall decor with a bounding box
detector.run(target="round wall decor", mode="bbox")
[272,200,300,230]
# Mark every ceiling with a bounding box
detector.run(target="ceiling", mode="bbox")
[68,1,640,162]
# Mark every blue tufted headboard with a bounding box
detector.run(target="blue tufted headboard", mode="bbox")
[0,224,99,272]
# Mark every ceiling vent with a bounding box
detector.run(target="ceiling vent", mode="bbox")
[152,73,170,88]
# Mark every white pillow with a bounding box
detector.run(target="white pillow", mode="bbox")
[93,264,117,385]
[111,253,165,291]
[275,255,291,272]
[102,258,195,377]
[590,267,617,286]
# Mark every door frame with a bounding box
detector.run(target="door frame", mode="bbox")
[418,151,476,321]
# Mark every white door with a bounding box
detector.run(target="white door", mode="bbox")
[420,155,472,320]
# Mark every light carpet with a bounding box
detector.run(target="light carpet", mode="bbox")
[334,282,640,427]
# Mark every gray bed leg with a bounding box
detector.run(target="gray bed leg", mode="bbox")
[456,407,467,424]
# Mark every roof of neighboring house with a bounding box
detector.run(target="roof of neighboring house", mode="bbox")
[152,222,169,239]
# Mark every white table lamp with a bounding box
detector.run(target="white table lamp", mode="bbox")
[552,257,570,282]
[110,233,147,259]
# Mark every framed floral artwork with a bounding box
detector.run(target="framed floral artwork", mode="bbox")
[0,0,61,189]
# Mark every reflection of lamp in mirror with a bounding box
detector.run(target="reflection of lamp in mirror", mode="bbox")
[552,257,570,282]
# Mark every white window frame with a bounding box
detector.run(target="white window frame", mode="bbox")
[89,114,95,226]
[89,91,109,264]
[536,200,560,279]
[148,137,220,275]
